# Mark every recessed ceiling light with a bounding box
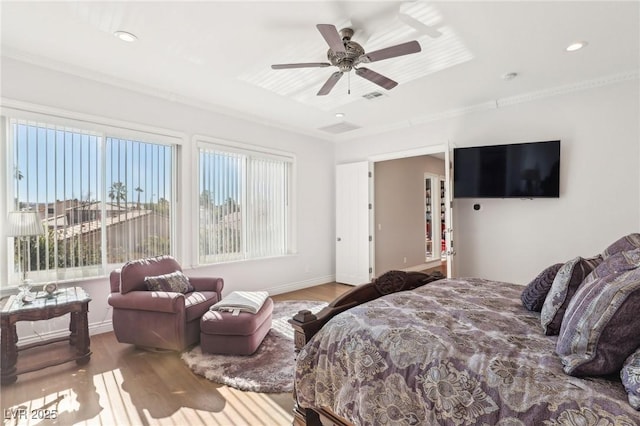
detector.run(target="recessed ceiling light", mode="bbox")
[566,41,587,52]
[114,31,137,42]
[335,112,345,118]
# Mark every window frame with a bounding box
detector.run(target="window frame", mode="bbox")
[193,135,297,265]
[2,102,183,289]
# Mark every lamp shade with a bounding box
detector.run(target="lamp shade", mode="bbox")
[6,211,45,237]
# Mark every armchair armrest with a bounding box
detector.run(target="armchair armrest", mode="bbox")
[189,276,224,296]
[108,291,186,314]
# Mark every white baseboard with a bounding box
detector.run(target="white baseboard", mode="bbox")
[402,259,443,272]
[16,319,114,345]
[90,319,114,336]
[267,274,336,296]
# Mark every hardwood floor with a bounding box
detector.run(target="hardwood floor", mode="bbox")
[0,282,351,426]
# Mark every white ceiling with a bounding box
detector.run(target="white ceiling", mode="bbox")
[1,1,638,141]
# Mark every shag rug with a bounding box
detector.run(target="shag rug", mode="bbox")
[181,300,327,393]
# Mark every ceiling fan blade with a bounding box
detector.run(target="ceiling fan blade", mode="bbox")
[363,40,421,63]
[355,67,398,90]
[398,13,442,38]
[317,72,343,96]
[316,24,346,53]
[271,63,331,70]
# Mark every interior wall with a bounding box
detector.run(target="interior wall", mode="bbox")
[1,57,336,340]
[337,79,640,284]
[374,155,445,274]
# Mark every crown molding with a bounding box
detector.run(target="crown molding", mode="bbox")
[1,48,335,143]
[334,69,639,142]
[3,47,638,144]
[496,70,639,108]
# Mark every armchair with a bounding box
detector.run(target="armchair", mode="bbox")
[108,255,224,351]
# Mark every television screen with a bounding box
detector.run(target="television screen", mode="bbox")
[453,140,560,198]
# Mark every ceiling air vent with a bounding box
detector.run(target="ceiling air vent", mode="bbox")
[362,91,385,100]
[318,122,362,134]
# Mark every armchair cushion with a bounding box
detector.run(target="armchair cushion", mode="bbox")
[185,291,221,322]
[144,270,194,294]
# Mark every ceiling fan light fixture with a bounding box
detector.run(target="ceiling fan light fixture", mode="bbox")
[565,41,587,52]
[114,31,138,42]
[270,24,422,96]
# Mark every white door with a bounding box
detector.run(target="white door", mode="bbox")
[336,161,371,285]
[444,145,456,278]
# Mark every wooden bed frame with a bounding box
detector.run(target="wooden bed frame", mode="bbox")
[288,270,445,426]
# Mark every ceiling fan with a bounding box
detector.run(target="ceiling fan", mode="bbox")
[271,24,422,96]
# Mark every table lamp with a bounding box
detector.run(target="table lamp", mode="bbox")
[7,210,45,295]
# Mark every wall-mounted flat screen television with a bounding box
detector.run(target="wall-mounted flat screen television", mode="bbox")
[453,140,560,198]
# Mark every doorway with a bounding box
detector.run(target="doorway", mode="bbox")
[334,144,455,285]
[373,154,446,275]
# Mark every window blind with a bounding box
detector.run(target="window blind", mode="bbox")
[198,144,291,264]
[7,118,175,284]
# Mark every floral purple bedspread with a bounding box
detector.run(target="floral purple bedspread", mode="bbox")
[295,278,640,425]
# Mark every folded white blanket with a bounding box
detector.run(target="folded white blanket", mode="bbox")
[210,291,269,314]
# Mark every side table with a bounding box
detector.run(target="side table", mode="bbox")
[0,286,92,385]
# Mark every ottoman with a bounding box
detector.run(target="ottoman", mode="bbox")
[200,297,274,355]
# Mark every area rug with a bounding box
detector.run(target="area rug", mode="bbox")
[181,300,327,393]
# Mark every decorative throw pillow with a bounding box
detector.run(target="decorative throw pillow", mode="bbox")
[540,255,602,335]
[621,348,640,410]
[582,248,640,288]
[556,266,640,376]
[144,270,194,294]
[521,263,563,312]
[602,233,640,259]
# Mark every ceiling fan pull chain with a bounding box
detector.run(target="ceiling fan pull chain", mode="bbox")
[348,71,351,95]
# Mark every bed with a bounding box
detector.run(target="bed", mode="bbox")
[289,270,640,426]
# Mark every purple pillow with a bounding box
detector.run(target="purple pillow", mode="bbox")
[540,255,602,335]
[602,233,640,259]
[582,248,640,288]
[144,270,194,294]
[556,265,640,376]
[521,263,563,312]
[621,348,640,410]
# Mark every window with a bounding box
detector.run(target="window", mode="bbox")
[105,137,173,263]
[6,117,175,285]
[198,141,293,264]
